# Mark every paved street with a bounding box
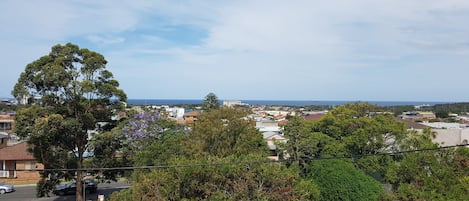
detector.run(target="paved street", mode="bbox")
[0,181,129,201]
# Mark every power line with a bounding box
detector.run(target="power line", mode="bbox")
[13,143,469,172]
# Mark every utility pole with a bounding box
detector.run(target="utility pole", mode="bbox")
[83,180,86,201]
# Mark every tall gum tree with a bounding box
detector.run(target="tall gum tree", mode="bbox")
[12,43,126,200]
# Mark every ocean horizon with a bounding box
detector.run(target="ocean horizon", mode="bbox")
[127,99,453,107]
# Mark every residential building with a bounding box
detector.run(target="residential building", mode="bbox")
[182,111,200,124]
[0,142,43,184]
[403,120,469,146]
[223,100,241,107]
[223,100,248,107]
[0,114,14,134]
[166,107,185,119]
[256,120,280,132]
[263,131,287,160]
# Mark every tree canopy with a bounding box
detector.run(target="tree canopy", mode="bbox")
[12,43,126,200]
[202,92,220,111]
[110,107,320,200]
[308,159,384,201]
[184,107,267,158]
[386,128,469,200]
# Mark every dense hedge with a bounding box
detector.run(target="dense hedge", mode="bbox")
[308,159,384,201]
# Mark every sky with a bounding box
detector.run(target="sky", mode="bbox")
[1,0,469,102]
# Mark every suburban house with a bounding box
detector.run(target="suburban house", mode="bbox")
[0,113,14,134]
[1,112,43,183]
[263,131,287,160]
[255,120,286,160]
[256,120,280,133]
[418,122,469,146]
[182,111,200,124]
[0,141,43,184]
[401,120,469,146]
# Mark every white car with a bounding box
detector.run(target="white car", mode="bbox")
[0,182,15,194]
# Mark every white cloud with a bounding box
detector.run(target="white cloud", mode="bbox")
[2,0,469,101]
[86,35,125,45]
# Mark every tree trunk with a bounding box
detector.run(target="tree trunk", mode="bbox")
[76,148,84,201]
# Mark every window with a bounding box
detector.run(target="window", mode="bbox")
[0,122,12,130]
[24,161,36,170]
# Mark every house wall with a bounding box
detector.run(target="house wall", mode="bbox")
[0,137,7,149]
[0,161,15,178]
[0,160,43,182]
[15,161,43,181]
[0,114,14,134]
[433,128,469,146]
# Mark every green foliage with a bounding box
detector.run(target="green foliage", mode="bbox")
[87,131,130,182]
[307,102,407,179]
[202,92,220,111]
[109,101,469,200]
[0,103,20,112]
[383,102,469,117]
[295,178,321,200]
[278,115,335,174]
[131,129,186,166]
[108,188,133,201]
[313,103,407,156]
[111,107,320,200]
[434,110,449,118]
[382,105,415,116]
[308,159,384,201]
[432,102,469,115]
[184,107,267,158]
[118,111,187,166]
[35,177,58,198]
[12,43,126,200]
[386,128,469,200]
[111,155,318,201]
[281,116,314,161]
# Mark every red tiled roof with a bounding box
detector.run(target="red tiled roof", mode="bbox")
[183,111,200,117]
[303,114,324,121]
[0,142,35,161]
[396,118,430,130]
[278,120,289,125]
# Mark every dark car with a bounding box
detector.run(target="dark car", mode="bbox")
[53,179,98,196]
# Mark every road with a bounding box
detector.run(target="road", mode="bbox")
[0,181,129,201]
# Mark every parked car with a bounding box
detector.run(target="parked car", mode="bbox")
[53,179,97,196]
[0,182,15,194]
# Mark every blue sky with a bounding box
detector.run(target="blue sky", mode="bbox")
[1,0,469,102]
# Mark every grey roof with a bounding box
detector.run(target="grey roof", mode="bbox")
[263,131,280,139]
[0,132,8,139]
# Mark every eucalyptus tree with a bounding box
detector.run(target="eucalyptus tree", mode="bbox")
[12,43,126,200]
[278,115,336,176]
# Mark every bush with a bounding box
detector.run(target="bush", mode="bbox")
[308,159,384,201]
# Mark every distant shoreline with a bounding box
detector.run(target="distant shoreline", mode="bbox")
[127,99,452,107]
[0,97,455,107]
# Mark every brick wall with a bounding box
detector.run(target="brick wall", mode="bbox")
[15,161,42,181]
